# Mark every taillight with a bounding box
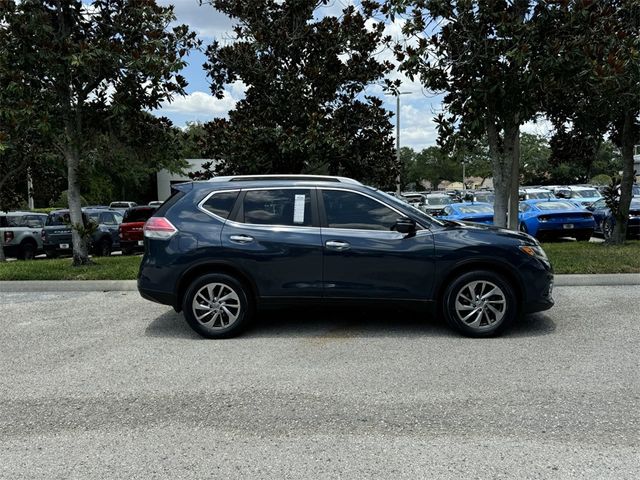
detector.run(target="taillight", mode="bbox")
[118,225,123,239]
[4,231,14,243]
[144,217,177,239]
[41,229,46,241]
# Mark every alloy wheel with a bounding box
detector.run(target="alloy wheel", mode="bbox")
[454,280,506,329]
[192,282,241,329]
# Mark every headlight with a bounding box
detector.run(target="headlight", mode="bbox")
[519,244,548,260]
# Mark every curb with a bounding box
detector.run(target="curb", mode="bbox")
[0,280,137,292]
[1,274,640,293]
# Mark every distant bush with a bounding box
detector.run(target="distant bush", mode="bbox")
[590,174,612,186]
[50,190,87,209]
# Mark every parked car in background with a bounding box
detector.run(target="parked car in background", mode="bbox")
[518,200,595,241]
[401,192,426,208]
[148,200,164,207]
[464,190,496,204]
[588,197,640,240]
[633,184,640,197]
[422,193,453,216]
[519,188,556,201]
[551,186,602,207]
[138,175,554,339]
[109,201,137,213]
[119,206,158,255]
[438,202,495,225]
[0,211,48,260]
[42,208,123,257]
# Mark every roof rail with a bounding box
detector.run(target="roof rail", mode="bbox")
[208,174,362,185]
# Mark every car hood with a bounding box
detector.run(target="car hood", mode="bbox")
[440,219,536,243]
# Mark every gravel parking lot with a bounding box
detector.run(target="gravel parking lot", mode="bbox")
[1,286,638,479]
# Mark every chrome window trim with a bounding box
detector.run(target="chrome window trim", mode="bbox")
[224,186,318,231]
[318,186,428,231]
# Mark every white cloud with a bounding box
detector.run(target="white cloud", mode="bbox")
[521,117,554,138]
[158,0,235,41]
[160,90,238,118]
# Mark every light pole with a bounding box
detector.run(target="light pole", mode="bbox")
[386,91,412,195]
[462,160,466,191]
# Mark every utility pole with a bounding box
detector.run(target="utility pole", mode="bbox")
[462,160,466,191]
[27,167,34,210]
[386,91,412,195]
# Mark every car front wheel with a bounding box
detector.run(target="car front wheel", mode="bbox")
[443,270,517,337]
[182,274,252,339]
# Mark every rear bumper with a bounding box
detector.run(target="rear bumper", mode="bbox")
[138,283,177,308]
[121,239,145,251]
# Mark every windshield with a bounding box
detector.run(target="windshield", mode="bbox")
[426,196,452,206]
[570,189,600,198]
[46,212,71,226]
[535,201,577,211]
[457,205,493,214]
[123,208,156,223]
[527,191,555,199]
[373,188,445,226]
[474,193,495,203]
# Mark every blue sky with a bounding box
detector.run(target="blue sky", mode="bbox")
[154,0,550,150]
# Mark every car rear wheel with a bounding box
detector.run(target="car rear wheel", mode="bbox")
[603,218,614,240]
[519,222,528,233]
[443,270,517,337]
[182,274,252,339]
[94,239,112,257]
[18,241,37,260]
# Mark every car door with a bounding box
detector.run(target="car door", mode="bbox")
[319,188,435,300]
[589,198,608,232]
[221,187,323,299]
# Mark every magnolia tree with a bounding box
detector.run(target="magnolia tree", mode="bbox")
[193,0,397,188]
[0,0,198,265]
[367,0,545,228]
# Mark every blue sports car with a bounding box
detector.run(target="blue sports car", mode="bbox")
[439,202,494,224]
[518,200,596,241]
[589,197,640,240]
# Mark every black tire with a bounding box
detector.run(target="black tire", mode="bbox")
[442,270,517,338]
[94,238,112,257]
[18,241,37,260]
[182,273,253,339]
[519,222,528,233]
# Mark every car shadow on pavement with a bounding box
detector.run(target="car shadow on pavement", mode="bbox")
[145,306,556,340]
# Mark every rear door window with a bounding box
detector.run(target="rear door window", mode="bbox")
[240,189,313,227]
[123,208,156,223]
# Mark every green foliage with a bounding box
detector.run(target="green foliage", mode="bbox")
[194,0,396,188]
[0,0,199,264]
[519,133,551,185]
[52,191,87,208]
[590,174,613,187]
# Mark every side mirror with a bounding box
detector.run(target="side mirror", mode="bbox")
[393,217,416,235]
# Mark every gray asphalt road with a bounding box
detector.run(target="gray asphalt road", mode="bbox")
[1,286,638,479]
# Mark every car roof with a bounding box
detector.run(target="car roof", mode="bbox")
[0,211,47,216]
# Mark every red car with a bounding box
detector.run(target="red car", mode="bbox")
[119,206,157,255]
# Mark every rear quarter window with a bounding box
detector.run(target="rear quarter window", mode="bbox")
[201,191,240,220]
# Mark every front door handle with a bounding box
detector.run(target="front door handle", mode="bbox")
[229,234,254,244]
[325,240,351,251]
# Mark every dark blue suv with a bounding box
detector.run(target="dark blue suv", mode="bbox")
[138,175,554,338]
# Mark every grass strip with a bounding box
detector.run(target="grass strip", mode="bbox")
[0,241,638,280]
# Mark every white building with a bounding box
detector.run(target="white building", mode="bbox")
[156,159,217,200]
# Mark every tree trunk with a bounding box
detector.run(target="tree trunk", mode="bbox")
[65,145,91,265]
[487,118,520,229]
[505,124,521,231]
[610,111,637,245]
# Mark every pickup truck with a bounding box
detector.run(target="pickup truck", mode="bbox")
[0,211,48,260]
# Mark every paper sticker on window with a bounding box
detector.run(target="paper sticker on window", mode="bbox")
[293,195,306,224]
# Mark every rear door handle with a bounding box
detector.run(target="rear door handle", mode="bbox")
[325,240,350,251]
[229,234,254,244]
